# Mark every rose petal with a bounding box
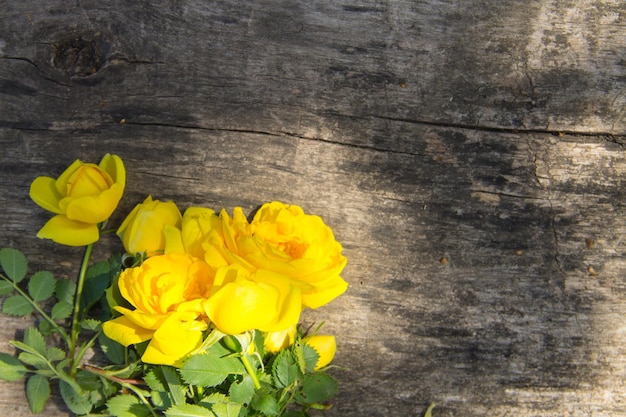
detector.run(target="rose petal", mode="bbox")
[63,184,123,224]
[141,314,203,366]
[29,176,62,214]
[102,315,154,346]
[36,215,99,246]
[99,153,126,188]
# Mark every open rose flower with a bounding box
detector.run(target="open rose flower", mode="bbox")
[117,195,182,256]
[203,202,348,309]
[29,154,125,246]
[102,253,213,366]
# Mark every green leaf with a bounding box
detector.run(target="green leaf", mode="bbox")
[0,248,27,283]
[24,327,47,356]
[98,332,126,365]
[38,319,55,336]
[272,350,301,389]
[161,366,186,406]
[144,370,170,411]
[180,347,244,387]
[201,393,241,417]
[144,366,185,410]
[76,369,103,391]
[2,295,34,316]
[165,403,216,417]
[81,318,101,331]
[82,261,111,310]
[11,339,43,357]
[228,374,255,405]
[28,271,56,302]
[59,379,92,415]
[251,389,279,416]
[107,394,151,417]
[26,374,50,413]
[51,301,73,321]
[297,373,338,404]
[0,352,27,381]
[180,354,231,388]
[0,280,15,296]
[55,278,76,305]
[424,403,436,417]
[47,347,66,362]
[301,343,320,374]
[18,352,47,368]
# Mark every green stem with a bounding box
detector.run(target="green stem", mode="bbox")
[73,330,102,367]
[69,243,94,376]
[241,354,261,390]
[0,275,70,344]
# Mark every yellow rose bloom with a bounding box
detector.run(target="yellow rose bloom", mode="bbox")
[264,325,297,353]
[117,196,182,256]
[204,265,301,335]
[102,253,213,366]
[29,154,125,246]
[204,202,348,309]
[304,334,336,370]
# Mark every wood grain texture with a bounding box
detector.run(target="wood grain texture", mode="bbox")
[1,1,625,416]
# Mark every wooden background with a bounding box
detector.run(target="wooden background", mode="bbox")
[1,1,625,415]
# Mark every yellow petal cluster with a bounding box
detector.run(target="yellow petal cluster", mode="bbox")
[204,202,349,309]
[102,253,212,366]
[109,199,347,363]
[29,154,125,246]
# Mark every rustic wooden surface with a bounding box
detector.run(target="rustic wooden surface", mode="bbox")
[1,1,625,416]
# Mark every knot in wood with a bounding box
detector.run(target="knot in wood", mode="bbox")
[52,34,108,77]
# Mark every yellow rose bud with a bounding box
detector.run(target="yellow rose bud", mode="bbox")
[29,154,125,246]
[304,335,336,370]
[204,265,302,335]
[180,207,219,259]
[264,325,297,353]
[203,202,348,309]
[102,253,213,366]
[117,195,182,256]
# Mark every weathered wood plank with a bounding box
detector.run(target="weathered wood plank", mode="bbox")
[0,1,625,416]
[2,126,625,416]
[1,0,624,136]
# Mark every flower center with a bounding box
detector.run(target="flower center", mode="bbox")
[67,165,113,197]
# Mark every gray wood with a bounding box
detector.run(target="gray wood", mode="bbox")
[1,1,625,416]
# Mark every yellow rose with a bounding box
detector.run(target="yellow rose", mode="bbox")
[29,154,125,246]
[304,335,336,370]
[264,325,297,353]
[117,196,182,256]
[204,265,302,335]
[163,207,220,259]
[204,203,348,309]
[102,253,213,366]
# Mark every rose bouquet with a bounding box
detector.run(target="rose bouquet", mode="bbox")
[0,154,348,416]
